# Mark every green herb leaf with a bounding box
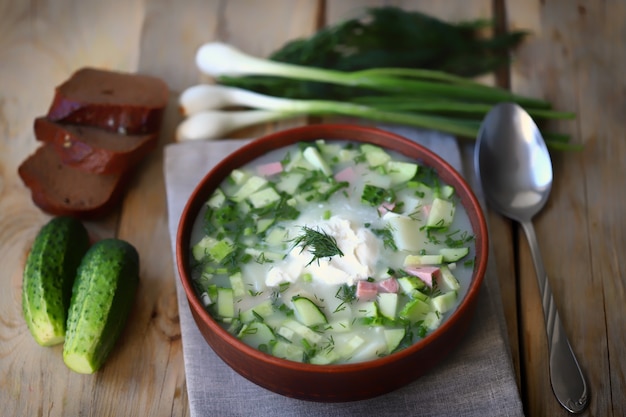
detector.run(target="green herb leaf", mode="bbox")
[291,226,344,266]
[220,7,527,100]
[372,226,398,251]
[334,284,357,313]
[361,184,394,206]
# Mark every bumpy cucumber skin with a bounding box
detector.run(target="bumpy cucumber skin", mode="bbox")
[63,238,139,374]
[22,216,90,346]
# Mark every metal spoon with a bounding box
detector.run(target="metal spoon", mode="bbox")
[475,102,589,413]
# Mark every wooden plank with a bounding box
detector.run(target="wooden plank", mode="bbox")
[507,0,625,415]
[214,0,322,137]
[138,0,322,140]
[327,0,492,22]
[0,1,144,417]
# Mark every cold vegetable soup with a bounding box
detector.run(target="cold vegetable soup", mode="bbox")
[189,140,476,364]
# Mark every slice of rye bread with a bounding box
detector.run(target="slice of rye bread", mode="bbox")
[18,144,130,219]
[46,67,169,135]
[34,117,158,175]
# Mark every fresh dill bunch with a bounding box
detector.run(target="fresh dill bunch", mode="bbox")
[218,6,528,100]
[290,226,344,266]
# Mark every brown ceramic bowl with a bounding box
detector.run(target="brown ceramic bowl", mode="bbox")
[176,124,488,402]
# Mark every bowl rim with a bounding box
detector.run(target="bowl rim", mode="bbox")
[175,123,489,373]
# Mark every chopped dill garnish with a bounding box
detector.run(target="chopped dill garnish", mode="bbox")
[334,284,357,313]
[322,335,335,353]
[240,325,258,336]
[255,252,274,264]
[444,229,475,247]
[464,258,476,268]
[290,226,344,266]
[361,184,395,206]
[372,226,398,251]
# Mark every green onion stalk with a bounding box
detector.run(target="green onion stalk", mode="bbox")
[177,84,481,140]
[182,42,576,148]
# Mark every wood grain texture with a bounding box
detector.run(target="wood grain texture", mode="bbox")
[0,2,144,417]
[507,0,626,416]
[2,0,624,416]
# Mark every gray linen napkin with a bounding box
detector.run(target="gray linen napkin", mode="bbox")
[164,126,524,417]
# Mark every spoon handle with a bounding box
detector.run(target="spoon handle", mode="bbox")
[520,220,589,413]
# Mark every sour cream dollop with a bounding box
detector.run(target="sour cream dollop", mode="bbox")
[266,216,380,287]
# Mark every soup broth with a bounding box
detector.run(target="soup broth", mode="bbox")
[190,140,476,364]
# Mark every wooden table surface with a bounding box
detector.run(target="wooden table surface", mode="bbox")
[1,1,624,416]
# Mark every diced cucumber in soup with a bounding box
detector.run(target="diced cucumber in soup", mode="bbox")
[229,169,249,185]
[240,299,274,323]
[404,254,444,265]
[439,184,455,199]
[216,288,235,318]
[189,140,475,364]
[357,301,380,319]
[231,176,267,202]
[303,146,332,175]
[384,328,406,352]
[439,247,469,262]
[310,348,341,365]
[276,172,305,195]
[292,296,328,327]
[397,276,427,296]
[248,187,281,209]
[229,272,245,297]
[384,213,428,252]
[207,188,226,208]
[361,143,391,167]
[385,160,418,185]
[426,197,456,228]
[256,218,274,234]
[377,293,398,320]
[273,340,305,362]
[337,148,359,163]
[282,319,323,344]
[315,139,342,158]
[431,291,458,314]
[399,297,432,322]
[238,321,275,350]
[438,265,461,291]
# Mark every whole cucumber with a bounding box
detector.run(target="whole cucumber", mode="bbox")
[22,216,90,346]
[63,238,139,374]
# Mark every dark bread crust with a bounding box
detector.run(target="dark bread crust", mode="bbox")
[18,144,130,219]
[34,117,158,175]
[47,67,169,134]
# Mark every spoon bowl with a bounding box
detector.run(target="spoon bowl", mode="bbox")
[475,102,552,221]
[475,103,589,413]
